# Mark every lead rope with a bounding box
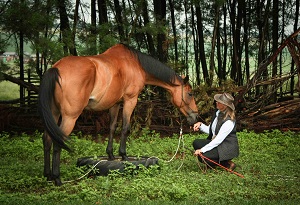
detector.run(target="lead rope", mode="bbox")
[62,159,107,184]
[166,116,187,170]
[198,153,245,178]
[195,154,214,173]
[166,126,183,163]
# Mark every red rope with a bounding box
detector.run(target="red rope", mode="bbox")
[199,153,245,178]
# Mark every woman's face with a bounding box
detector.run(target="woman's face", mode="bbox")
[216,101,227,112]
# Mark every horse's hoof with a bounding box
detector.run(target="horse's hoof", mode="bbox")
[45,175,52,182]
[122,155,129,161]
[108,154,115,161]
[54,178,63,186]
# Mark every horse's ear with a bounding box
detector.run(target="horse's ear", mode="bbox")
[183,75,189,84]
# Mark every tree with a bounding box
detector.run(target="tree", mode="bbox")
[242,0,250,84]
[168,0,179,62]
[113,0,125,42]
[140,0,155,56]
[154,0,167,62]
[90,0,97,54]
[209,2,220,86]
[228,0,242,86]
[271,0,279,101]
[194,1,209,85]
[56,0,77,56]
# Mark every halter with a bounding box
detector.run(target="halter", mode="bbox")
[179,83,198,115]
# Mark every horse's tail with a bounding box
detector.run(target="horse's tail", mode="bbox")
[38,67,71,151]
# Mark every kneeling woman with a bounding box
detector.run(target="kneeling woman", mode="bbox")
[193,93,239,170]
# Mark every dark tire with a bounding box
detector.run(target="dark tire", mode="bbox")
[76,156,159,176]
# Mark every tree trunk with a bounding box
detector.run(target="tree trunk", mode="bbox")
[256,0,271,96]
[209,3,220,86]
[184,0,189,73]
[91,0,97,54]
[229,0,242,85]
[57,0,77,56]
[72,0,80,56]
[98,0,108,24]
[97,0,109,50]
[243,0,250,82]
[168,0,178,62]
[271,0,279,100]
[222,4,227,81]
[113,0,125,42]
[154,0,167,63]
[19,30,25,107]
[191,5,201,85]
[216,5,222,85]
[291,0,300,95]
[236,0,243,85]
[141,0,155,56]
[195,3,209,84]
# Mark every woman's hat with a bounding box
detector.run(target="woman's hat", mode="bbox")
[214,93,235,110]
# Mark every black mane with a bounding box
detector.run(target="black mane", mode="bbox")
[125,45,181,85]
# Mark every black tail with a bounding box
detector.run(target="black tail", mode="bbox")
[38,68,71,151]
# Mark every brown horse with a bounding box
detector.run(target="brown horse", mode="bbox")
[38,44,198,185]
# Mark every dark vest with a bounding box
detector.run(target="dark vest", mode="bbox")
[207,110,239,161]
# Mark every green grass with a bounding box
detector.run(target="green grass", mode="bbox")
[0,81,19,100]
[0,129,299,205]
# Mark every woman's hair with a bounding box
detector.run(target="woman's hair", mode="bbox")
[224,107,236,121]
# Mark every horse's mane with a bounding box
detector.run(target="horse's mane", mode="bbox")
[124,44,181,85]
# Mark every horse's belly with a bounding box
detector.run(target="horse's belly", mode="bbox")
[85,96,121,111]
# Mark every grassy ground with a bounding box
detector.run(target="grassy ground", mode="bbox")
[0,129,299,205]
[0,81,19,100]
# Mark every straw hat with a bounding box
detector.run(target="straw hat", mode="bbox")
[214,93,235,110]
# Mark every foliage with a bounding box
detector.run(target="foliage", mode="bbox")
[0,129,299,204]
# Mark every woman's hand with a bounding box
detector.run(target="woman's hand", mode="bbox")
[193,122,202,131]
[194,149,202,156]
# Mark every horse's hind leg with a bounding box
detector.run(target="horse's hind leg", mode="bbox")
[107,104,121,160]
[52,117,77,186]
[52,143,62,186]
[43,132,52,181]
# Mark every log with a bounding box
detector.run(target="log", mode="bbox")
[238,98,300,132]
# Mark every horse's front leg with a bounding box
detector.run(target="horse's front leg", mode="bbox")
[119,99,137,161]
[43,132,52,181]
[107,104,121,160]
[52,143,62,186]
[119,120,130,161]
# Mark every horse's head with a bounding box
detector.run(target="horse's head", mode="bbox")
[171,75,198,126]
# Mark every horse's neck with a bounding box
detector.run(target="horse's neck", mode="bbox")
[144,77,176,93]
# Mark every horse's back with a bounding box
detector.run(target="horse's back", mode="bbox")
[86,44,147,110]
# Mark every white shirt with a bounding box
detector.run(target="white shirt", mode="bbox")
[199,110,235,153]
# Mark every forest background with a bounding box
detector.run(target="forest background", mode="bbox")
[0,0,299,133]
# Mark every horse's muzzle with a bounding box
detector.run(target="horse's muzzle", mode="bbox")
[186,112,198,126]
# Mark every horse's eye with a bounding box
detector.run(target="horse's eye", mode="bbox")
[188,92,193,97]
